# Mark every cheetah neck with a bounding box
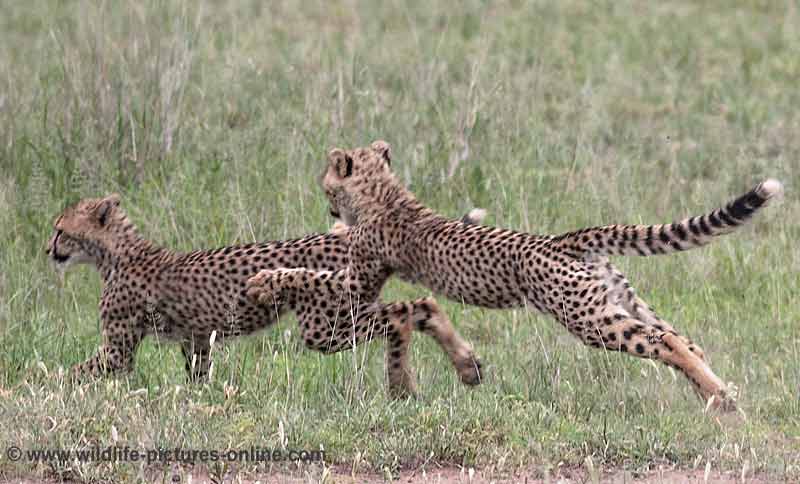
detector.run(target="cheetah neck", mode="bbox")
[352,179,435,222]
[95,216,172,282]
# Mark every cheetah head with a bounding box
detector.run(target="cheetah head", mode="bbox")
[321,140,395,225]
[46,194,123,270]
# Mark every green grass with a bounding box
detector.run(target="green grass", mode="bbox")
[1,0,798,482]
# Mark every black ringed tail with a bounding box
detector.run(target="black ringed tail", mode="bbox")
[553,179,783,257]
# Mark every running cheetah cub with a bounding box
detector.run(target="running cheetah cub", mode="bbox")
[247,140,782,411]
[46,194,485,390]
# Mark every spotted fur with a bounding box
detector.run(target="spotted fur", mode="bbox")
[249,140,782,411]
[47,194,485,386]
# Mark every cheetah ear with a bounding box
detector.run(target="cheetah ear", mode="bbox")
[371,140,391,166]
[328,148,353,178]
[94,193,121,227]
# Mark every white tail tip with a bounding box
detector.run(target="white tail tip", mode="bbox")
[758,178,784,200]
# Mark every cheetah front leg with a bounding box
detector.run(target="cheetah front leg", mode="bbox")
[403,297,483,386]
[72,321,144,378]
[246,267,418,396]
[246,268,482,396]
[357,298,483,394]
[245,268,307,308]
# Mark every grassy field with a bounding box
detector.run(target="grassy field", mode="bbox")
[1,1,798,482]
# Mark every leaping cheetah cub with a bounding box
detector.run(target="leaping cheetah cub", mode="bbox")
[47,194,485,390]
[246,140,782,411]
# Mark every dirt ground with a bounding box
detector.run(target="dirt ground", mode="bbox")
[0,465,780,483]
[247,467,773,484]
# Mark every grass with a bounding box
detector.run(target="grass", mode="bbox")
[1,0,798,482]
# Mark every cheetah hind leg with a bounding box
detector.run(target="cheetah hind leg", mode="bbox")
[602,263,716,389]
[659,332,734,411]
[626,295,706,361]
[597,311,735,411]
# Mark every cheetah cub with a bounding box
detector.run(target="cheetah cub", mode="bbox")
[247,140,782,411]
[47,194,485,387]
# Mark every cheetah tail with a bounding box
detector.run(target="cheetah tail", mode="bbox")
[554,179,783,257]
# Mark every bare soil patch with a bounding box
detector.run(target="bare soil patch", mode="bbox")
[1,465,779,483]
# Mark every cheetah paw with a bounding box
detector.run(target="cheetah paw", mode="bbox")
[706,383,738,413]
[246,270,281,306]
[456,354,484,386]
